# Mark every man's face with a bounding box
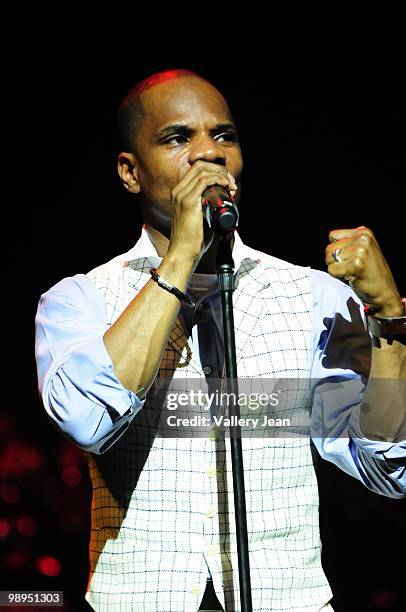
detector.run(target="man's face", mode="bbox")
[131,76,243,234]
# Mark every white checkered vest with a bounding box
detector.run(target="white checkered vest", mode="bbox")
[85,245,333,611]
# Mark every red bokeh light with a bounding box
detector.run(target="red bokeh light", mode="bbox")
[59,442,83,466]
[61,465,82,487]
[0,440,43,479]
[35,555,61,577]
[1,483,21,504]
[3,549,30,570]
[16,515,38,536]
[0,517,10,538]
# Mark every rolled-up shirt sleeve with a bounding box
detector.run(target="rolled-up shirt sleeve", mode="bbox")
[310,269,406,499]
[35,273,144,454]
[348,404,406,498]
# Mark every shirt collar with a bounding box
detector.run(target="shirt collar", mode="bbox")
[122,224,248,274]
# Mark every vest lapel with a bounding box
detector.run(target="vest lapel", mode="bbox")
[233,257,271,366]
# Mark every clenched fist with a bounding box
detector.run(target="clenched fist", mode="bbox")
[325,226,403,317]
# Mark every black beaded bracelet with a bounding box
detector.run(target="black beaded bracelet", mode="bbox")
[149,268,196,307]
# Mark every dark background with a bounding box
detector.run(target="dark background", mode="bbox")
[2,33,405,612]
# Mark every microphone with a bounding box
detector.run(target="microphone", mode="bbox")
[202,185,239,233]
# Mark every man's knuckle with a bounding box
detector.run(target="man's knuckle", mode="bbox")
[357,226,374,240]
[356,246,367,258]
[354,257,364,271]
[358,233,372,247]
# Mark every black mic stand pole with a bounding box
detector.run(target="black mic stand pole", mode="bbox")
[216,231,253,612]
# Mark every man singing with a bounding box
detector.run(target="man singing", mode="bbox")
[35,69,406,611]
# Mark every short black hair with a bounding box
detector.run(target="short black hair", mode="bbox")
[117,68,200,153]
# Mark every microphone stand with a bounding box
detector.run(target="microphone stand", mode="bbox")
[216,231,253,612]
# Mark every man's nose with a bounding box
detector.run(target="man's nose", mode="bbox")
[188,135,226,166]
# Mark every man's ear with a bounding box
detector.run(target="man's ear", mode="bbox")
[117,152,141,193]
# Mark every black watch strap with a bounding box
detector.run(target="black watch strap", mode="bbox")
[366,299,406,344]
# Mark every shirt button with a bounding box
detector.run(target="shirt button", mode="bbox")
[203,366,212,375]
[206,506,216,518]
[206,467,217,478]
[191,585,202,595]
[209,429,218,441]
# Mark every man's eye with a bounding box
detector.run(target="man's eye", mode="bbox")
[215,132,238,142]
[163,135,189,145]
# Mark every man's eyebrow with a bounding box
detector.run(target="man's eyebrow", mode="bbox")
[155,122,237,141]
[210,123,238,135]
[155,124,191,140]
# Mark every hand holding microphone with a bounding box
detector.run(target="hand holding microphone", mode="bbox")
[202,184,239,233]
[168,162,238,263]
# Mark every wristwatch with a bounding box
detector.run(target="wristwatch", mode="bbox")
[366,298,406,345]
